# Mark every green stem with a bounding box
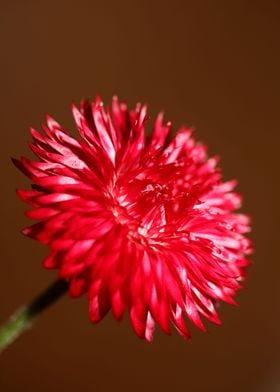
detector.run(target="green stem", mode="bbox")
[0,279,68,354]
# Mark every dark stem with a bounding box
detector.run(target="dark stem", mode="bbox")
[0,279,68,354]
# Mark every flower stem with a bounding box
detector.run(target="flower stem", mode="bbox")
[0,279,68,354]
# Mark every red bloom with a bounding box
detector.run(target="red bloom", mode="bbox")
[14,96,252,341]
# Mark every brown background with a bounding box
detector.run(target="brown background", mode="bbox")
[0,1,279,391]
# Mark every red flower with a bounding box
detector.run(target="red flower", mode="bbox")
[14,96,252,341]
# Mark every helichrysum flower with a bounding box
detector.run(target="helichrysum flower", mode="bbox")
[14,96,252,341]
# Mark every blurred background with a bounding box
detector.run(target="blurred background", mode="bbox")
[0,1,279,391]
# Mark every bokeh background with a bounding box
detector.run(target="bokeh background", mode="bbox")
[0,1,279,391]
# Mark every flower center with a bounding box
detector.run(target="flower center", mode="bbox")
[140,182,171,203]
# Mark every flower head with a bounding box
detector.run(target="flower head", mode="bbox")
[14,96,252,341]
